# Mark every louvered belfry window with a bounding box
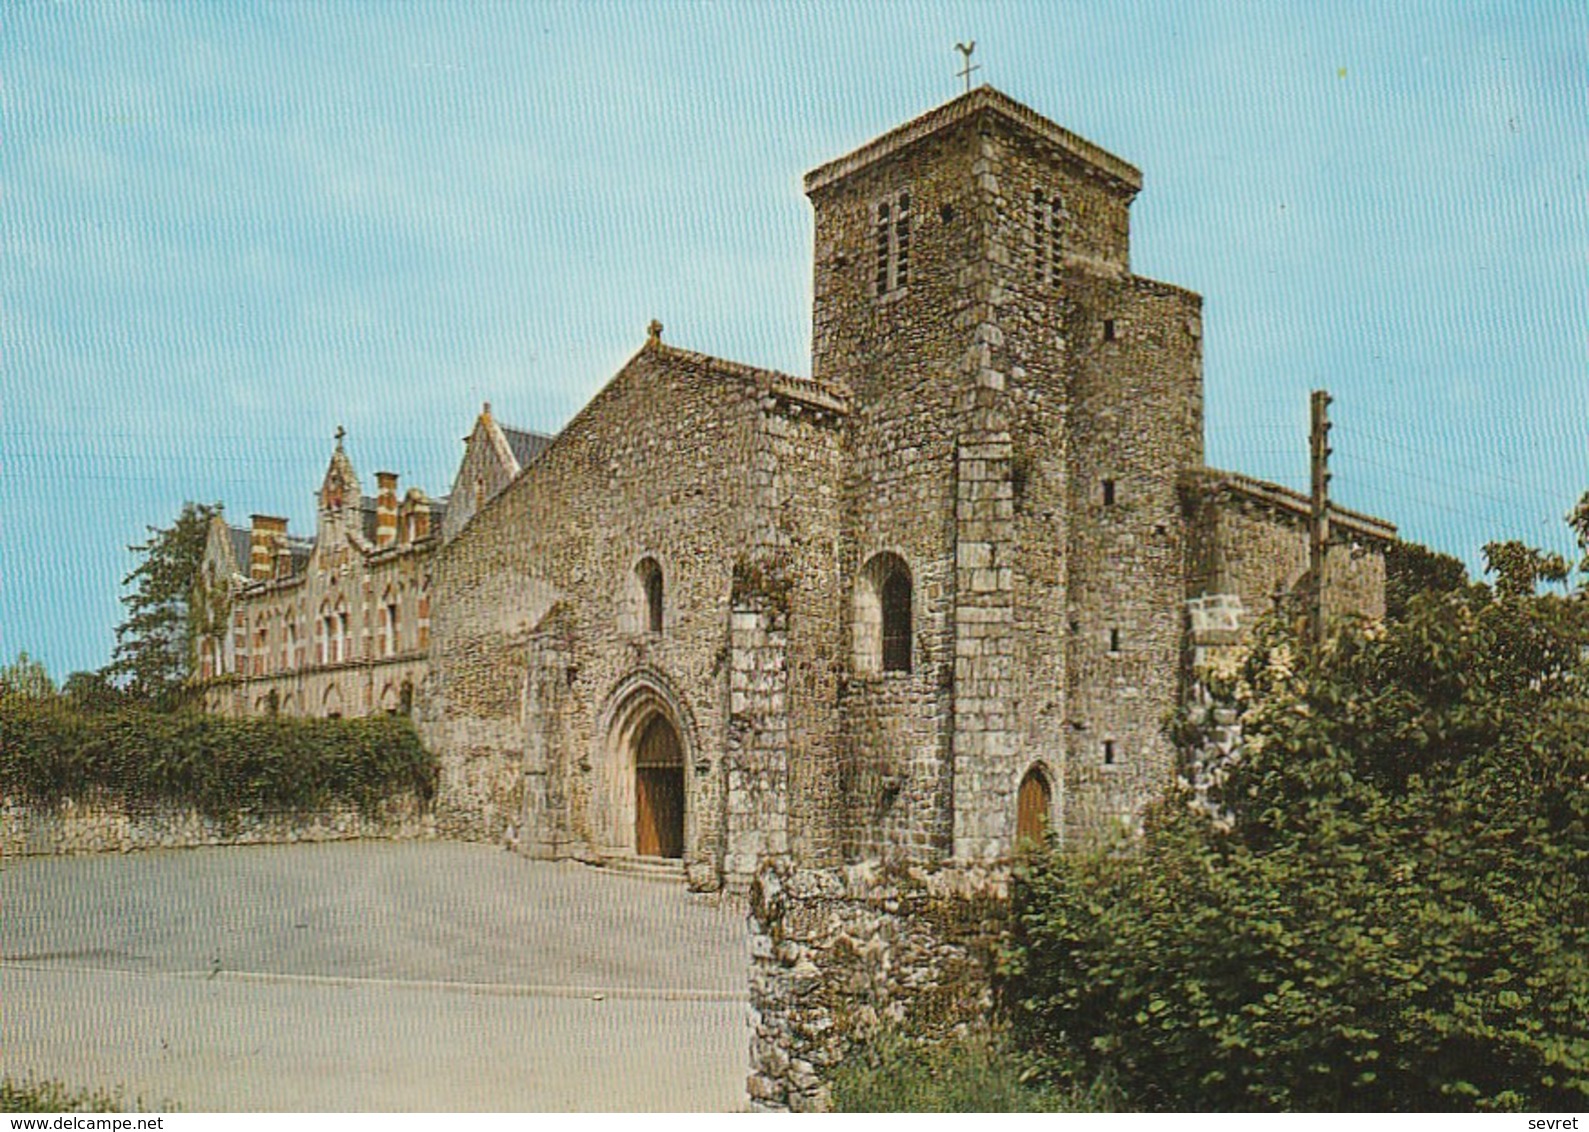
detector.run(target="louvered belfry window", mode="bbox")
[874,190,912,296]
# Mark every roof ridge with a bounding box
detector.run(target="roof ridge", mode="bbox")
[804,84,1142,197]
[651,342,848,406]
[499,421,555,438]
[1195,467,1397,539]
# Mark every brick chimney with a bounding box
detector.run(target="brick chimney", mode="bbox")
[400,490,431,543]
[375,472,399,547]
[249,515,288,581]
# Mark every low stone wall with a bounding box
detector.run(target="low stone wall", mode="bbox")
[747,856,1009,1112]
[1,794,435,857]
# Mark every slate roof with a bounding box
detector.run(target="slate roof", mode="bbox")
[286,537,314,574]
[226,525,252,573]
[224,525,313,580]
[501,425,555,471]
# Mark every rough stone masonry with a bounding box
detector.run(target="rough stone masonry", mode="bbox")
[203,86,1395,893]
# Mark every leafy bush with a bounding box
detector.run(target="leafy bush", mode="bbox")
[1006,589,1589,1111]
[0,701,436,818]
[830,1027,1118,1112]
[0,1077,165,1113]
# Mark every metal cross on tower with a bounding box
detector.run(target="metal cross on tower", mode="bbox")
[955,41,980,92]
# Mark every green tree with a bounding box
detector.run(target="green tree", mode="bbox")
[1569,490,1589,581]
[1483,538,1569,597]
[1383,538,1467,621]
[103,502,219,710]
[61,670,127,713]
[1008,579,1589,1111]
[0,652,56,702]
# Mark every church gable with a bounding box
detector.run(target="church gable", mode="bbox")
[318,428,361,515]
[441,403,551,542]
[474,328,796,536]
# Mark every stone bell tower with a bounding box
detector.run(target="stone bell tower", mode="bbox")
[805,86,1201,858]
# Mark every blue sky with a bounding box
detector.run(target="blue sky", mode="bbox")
[3,1,1585,681]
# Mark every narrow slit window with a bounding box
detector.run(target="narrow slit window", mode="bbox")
[1109,627,1121,653]
[1102,478,1117,506]
[1104,318,1117,342]
[1103,740,1117,766]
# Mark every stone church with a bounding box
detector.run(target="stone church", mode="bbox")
[199,86,1394,892]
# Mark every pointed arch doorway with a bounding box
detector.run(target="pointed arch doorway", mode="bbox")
[634,712,684,859]
[1016,766,1052,848]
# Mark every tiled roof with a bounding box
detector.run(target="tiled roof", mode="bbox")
[1191,467,1398,542]
[651,342,850,412]
[804,85,1142,198]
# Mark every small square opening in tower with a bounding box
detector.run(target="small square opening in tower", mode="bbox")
[1103,318,1117,342]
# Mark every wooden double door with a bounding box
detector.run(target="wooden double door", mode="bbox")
[634,713,684,859]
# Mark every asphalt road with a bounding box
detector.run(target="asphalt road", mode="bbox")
[0,841,750,1111]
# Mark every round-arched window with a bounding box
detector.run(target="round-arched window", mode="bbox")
[855,553,913,675]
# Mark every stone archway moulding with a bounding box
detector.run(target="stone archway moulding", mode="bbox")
[593,666,700,857]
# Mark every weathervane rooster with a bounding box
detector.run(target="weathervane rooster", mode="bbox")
[955,41,981,92]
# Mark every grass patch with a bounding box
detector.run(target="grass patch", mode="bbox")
[829,1028,1122,1113]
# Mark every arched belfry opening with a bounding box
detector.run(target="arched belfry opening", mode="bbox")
[634,711,684,858]
[855,551,914,675]
[1016,766,1053,848]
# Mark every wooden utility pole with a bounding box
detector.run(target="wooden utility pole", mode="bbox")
[1309,389,1332,649]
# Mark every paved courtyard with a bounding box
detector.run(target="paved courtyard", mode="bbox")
[0,841,750,1111]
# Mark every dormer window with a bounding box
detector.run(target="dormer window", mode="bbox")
[874,190,912,296]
